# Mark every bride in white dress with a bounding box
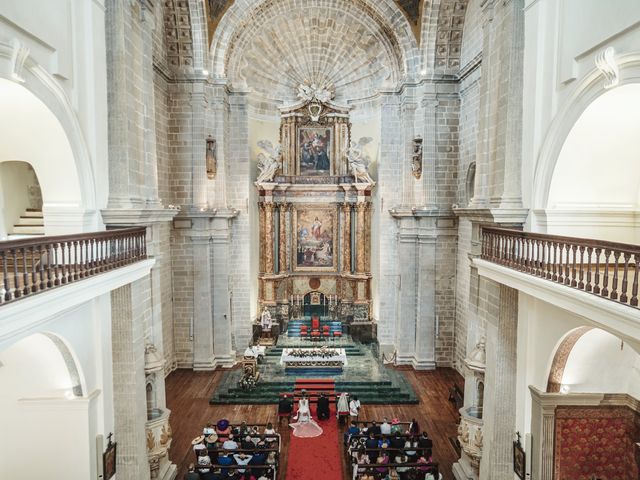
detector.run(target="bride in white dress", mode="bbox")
[289,391,323,438]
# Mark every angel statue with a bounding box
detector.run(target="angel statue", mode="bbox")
[256,140,281,183]
[345,137,375,185]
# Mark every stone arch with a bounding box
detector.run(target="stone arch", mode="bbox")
[0,41,97,231]
[210,0,420,86]
[546,326,593,393]
[162,0,210,72]
[533,54,640,212]
[420,0,470,75]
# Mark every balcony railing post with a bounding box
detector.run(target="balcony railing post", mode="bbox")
[602,249,611,298]
[631,256,639,307]
[620,252,630,304]
[0,227,147,306]
[610,251,621,301]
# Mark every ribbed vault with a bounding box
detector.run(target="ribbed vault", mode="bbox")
[211,0,419,103]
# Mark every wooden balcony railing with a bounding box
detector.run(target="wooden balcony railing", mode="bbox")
[481,227,639,309]
[0,227,147,305]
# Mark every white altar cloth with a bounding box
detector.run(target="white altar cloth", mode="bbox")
[280,348,348,367]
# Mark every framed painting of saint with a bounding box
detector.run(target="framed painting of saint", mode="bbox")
[294,207,337,271]
[298,127,331,175]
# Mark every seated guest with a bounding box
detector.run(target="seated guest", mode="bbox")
[380,417,391,435]
[206,433,219,449]
[238,469,256,480]
[390,418,402,435]
[223,434,238,451]
[345,421,360,445]
[369,421,381,435]
[317,392,330,420]
[404,438,418,459]
[278,394,293,423]
[249,446,267,477]
[241,435,254,450]
[234,422,249,437]
[184,463,200,480]
[417,431,433,459]
[365,431,378,454]
[204,423,216,436]
[217,451,234,477]
[193,435,207,454]
[378,435,390,449]
[394,454,410,480]
[197,452,212,475]
[216,419,232,441]
[352,447,370,478]
[201,467,223,480]
[233,452,253,475]
[375,450,390,474]
[390,433,404,449]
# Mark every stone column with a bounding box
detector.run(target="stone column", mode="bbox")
[258,202,265,274]
[341,203,351,273]
[105,0,138,207]
[401,101,418,206]
[421,97,439,208]
[191,230,214,370]
[355,202,367,273]
[415,225,436,369]
[278,203,287,274]
[211,214,236,367]
[111,280,152,480]
[189,85,208,208]
[140,3,160,205]
[264,202,274,274]
[479,283,518,480]
[468,0,497,207]
[395,218,418,364]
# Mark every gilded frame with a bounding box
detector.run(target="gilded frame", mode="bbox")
[296,125,333,176]
[293,205,338,272]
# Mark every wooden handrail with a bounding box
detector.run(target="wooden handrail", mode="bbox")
[481,227,639,308]
[0,227,147,305]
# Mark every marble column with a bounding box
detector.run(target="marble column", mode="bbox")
[479,283,518,479]
[415,229,436,369]
[341,203,351,273]
[278,203,287,274]
[258,203,265,274]
[421,97,439,208]
[111,281,152,480]
[191,230,214,370]
[355,202,367,273]
[264,203,274,274]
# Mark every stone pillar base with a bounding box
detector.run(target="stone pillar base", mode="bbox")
[159,464,177,480]
[214,354,237,368]
[412,358,436,370]
[193,359,217,371]
[453,459,477,480]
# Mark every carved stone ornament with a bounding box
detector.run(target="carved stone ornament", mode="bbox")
[10,39,29,83]
[297,81,335,104]
[458,408,484,473]
[464,335,486,373]
[256,140,281,183]
[411,136,423,179]
[146,428,156,452]
[144,344,165,374]
[595,47,619,89]
[160,423,172,446]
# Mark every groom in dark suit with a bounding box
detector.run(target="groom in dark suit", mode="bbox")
[317,392,330,420]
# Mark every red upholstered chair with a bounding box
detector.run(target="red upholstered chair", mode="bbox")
[333,325,343,338]
[299,325,308,337]
[311,316,320,331]
[322,325,330,338]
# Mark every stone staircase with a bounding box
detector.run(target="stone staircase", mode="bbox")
[287,318,343,337]
[210,341,418,405]
[8,208,44,238]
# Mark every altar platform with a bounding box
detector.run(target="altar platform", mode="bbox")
[210,334,417,405]
[281,347,347,371]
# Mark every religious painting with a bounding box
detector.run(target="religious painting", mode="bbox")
[298,127,331,175]
[310,291,321,305]
[294,207,336,271]
[513,438,525,480]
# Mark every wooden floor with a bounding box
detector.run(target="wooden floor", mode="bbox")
[166,366,463,480]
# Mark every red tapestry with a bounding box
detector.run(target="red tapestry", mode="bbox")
[554,406,640,480]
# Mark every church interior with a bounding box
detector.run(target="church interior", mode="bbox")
[1,1,640,479]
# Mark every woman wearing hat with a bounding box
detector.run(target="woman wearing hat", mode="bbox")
[216,419,231,442]
[192,435,206,454]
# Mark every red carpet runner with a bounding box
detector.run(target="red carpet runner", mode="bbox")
[286,379,342,480]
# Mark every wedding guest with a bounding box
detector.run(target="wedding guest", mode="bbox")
[380,417,391,435]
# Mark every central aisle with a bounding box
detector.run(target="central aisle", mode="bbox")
[286,405,342,479]
[286,379,342,479]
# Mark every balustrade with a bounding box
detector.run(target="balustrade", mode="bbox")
[481,227,639,308]
[0,227,147,305]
